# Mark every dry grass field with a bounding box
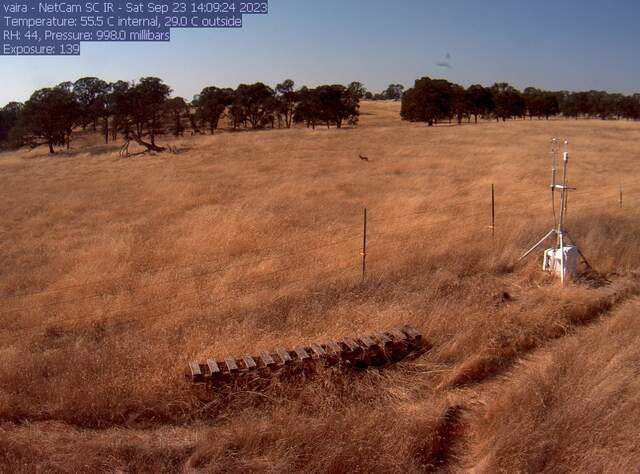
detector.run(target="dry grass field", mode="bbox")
[1,101,640,472]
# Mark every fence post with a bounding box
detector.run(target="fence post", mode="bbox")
[620,184,623,209]
[491,184,495,239]
[362,208,367,280]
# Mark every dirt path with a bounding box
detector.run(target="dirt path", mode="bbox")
[437,292,640,473]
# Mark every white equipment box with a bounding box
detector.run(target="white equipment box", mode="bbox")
[543,246,578,280]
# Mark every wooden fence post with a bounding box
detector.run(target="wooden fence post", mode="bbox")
[491,184,495,239]
[362,208,367,280]
[620,184,623,209]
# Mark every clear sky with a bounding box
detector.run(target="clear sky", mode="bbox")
[1,0,640,105]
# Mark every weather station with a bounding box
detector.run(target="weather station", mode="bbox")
[518,139,591,285]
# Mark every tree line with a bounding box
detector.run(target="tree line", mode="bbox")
[3,75,640,154]
[0,78,369,154]
[401,77,640,126]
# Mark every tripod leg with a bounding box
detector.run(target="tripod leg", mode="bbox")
[565,232,593,270]
[518,229,556,262]
[559,233,565,285]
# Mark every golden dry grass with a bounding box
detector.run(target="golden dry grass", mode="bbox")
[1,101,640,472]
[467,297,640,473]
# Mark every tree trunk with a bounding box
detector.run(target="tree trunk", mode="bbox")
[189,115,201,134]
[104,116,109,144]
[48,139,54,154]
[132,133,165,152]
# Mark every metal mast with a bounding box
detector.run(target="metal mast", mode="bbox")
[518,139,588,285]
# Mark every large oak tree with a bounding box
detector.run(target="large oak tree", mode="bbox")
[20,85,78,154]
